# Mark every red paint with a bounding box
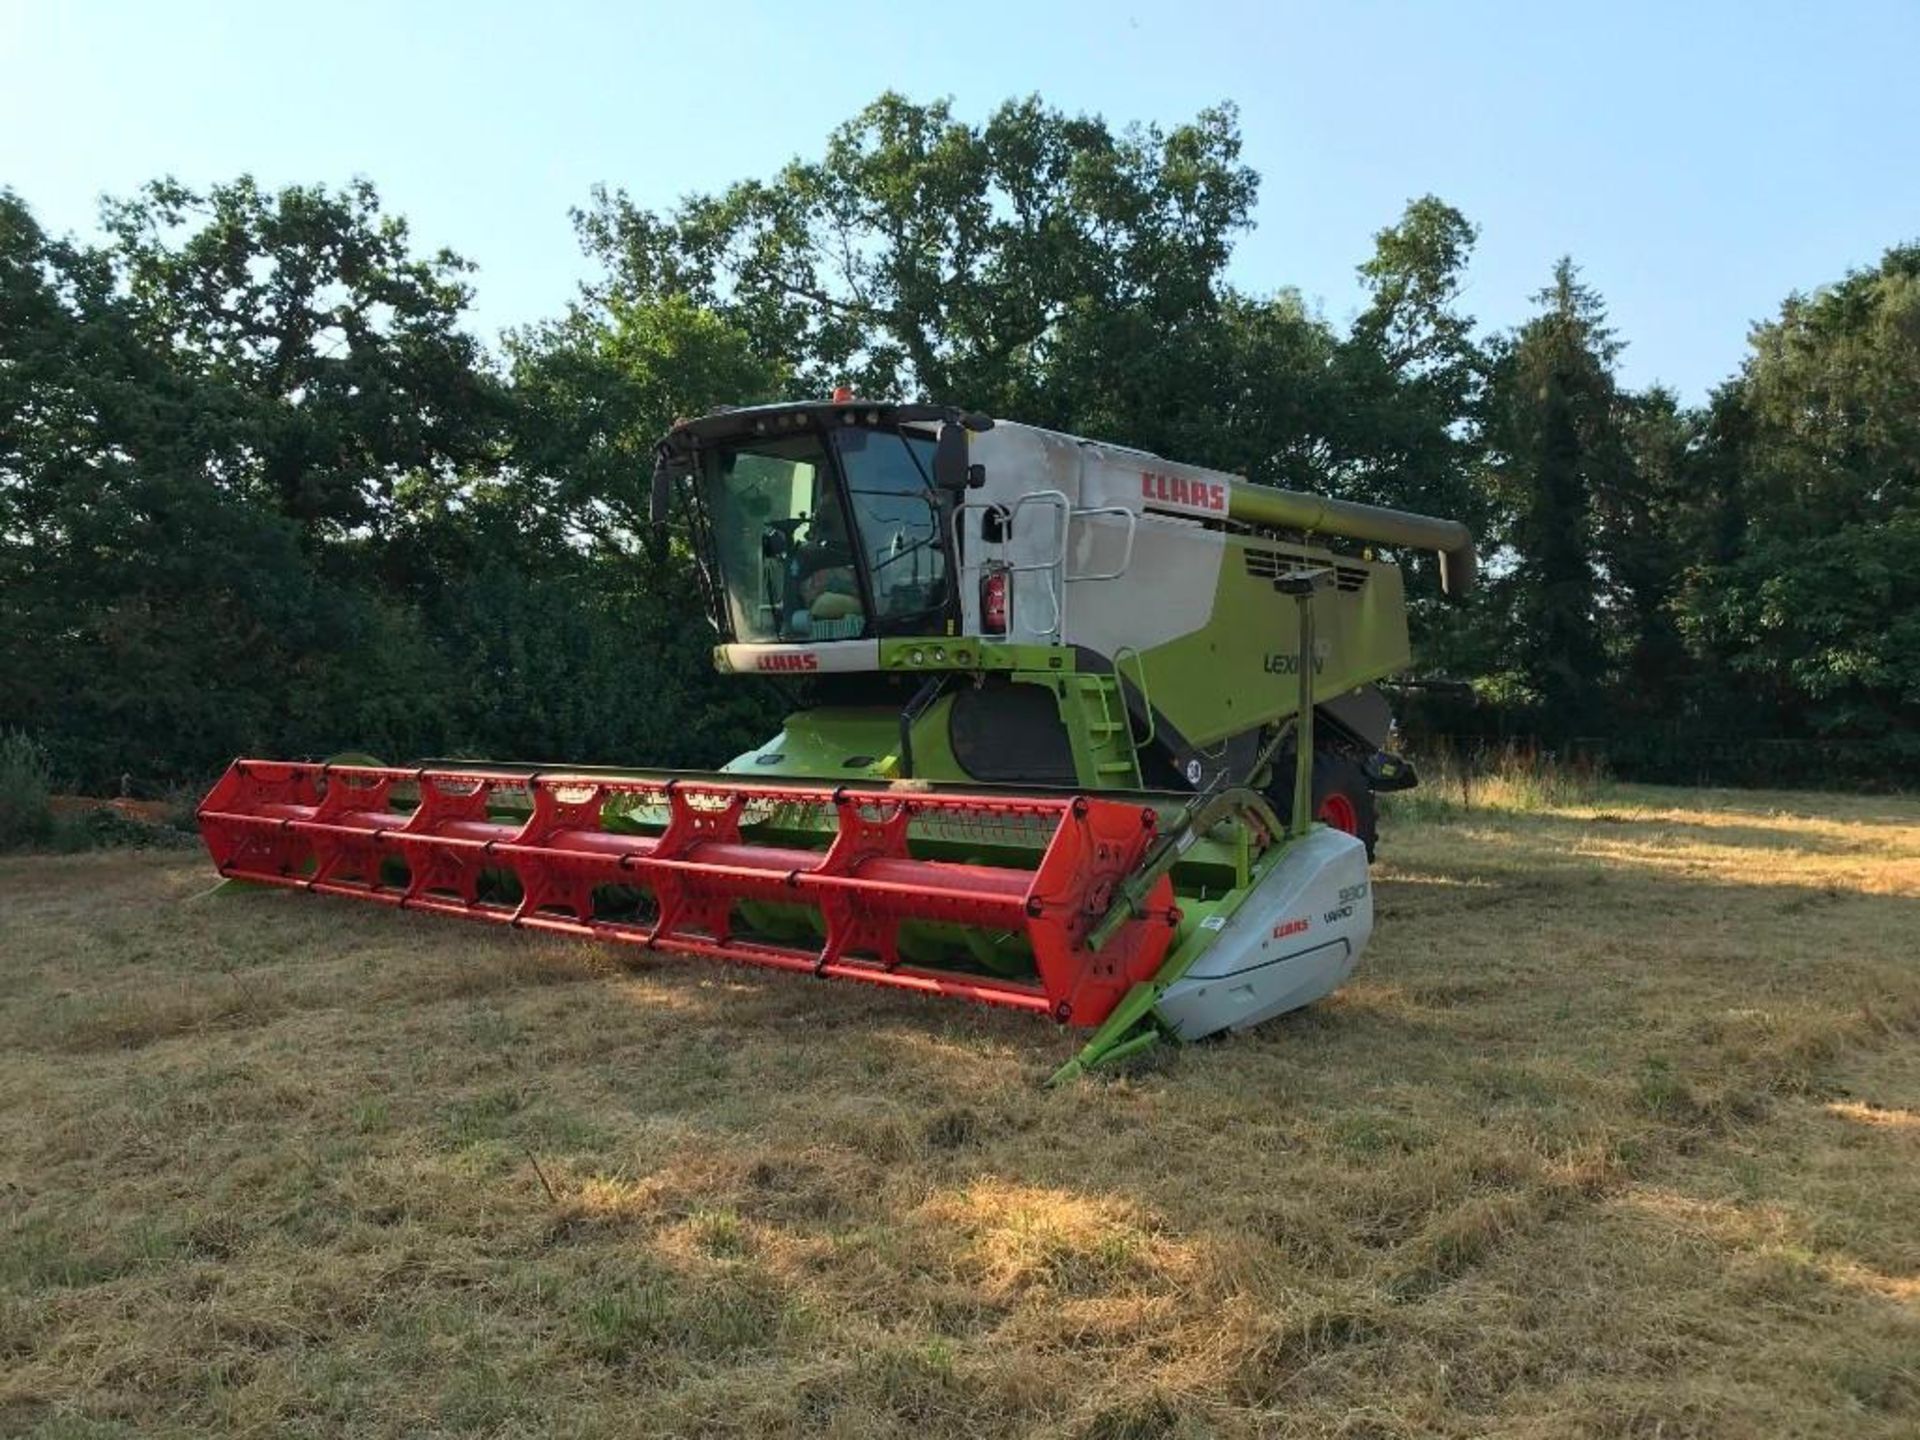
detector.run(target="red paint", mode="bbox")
[197,761,1179,1030]
[1141,470,1228,514]
[756,651,820,672]
[1317,791,1359,835]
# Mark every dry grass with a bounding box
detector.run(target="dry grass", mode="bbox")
[2,784,1917,1438]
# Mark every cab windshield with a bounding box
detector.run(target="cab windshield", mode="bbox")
[696,426,949,643]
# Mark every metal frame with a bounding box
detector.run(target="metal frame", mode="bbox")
[199,762,1181,1029]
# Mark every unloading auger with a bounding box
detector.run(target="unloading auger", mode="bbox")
[199,397,1475,1079]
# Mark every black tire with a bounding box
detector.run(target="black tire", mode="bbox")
[1268,751,1379,861]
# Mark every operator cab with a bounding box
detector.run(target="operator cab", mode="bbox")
[656,401,987,645]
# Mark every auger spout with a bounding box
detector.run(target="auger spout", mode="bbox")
[1224,480,1478,597]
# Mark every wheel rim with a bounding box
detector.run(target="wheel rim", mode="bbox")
[1317,791,1359,835]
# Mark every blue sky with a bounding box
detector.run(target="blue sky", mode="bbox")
[4,0,1916,401]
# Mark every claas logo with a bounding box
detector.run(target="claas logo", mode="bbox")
[1142,470,1228,514]
[756,652,819,672]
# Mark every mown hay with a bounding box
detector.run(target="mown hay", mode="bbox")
[2,785,1917,1437]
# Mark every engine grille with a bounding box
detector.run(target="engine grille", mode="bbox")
[1242,548,1372,592]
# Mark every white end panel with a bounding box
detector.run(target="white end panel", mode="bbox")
[960,424,1084,645]
[1067,444,1224,654]
[1155,828,1374,1041]
[960,423,1224,654]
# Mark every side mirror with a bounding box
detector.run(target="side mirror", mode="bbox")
[933,422,973,492]
[649,448,677,527]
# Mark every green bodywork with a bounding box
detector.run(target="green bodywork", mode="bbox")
[723,643,1144,789]
[1130,538,1409,752]
[721,540,1407,800]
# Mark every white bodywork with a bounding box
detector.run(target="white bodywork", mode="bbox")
[716,639,879,675]
[1156,827,1374,1040]
[956,421,1228,652]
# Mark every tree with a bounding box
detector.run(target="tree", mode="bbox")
[1337,197,1490,614]
[1480,259,1625,735]
[500,292,791,764]
[1596,385,1695,708]
[2,177,799,788]
[99,176,507,542]
[1675,245,1920,755]
[506,292,781,550]
[1352,196,1481,390]
[575,92,1257,417]
[574,109,1488,570]
[0,190,326,784]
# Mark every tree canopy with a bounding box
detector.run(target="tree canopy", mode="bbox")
[2,93,1915,790]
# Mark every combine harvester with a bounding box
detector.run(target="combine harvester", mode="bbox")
[200,398,1473,1080]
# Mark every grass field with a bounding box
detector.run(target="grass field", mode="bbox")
[2,784,1917,1438]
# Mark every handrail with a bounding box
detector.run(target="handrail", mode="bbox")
[1065,505,1138,583]
[1111,645,1156,751]
[952,490,1072,640]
